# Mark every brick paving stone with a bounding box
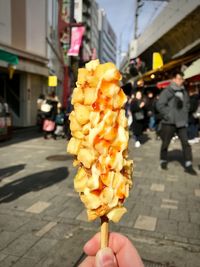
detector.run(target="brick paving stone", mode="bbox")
[35,222,57,237]
[16,219,49,235]
[169,210,189,222]
[134,215,157,231]
[164,233,188,243]
[161,204,178,210]
[25,201,51,214]
[151,207,169,220]
[188,238,200,246]
[150,183,165,192]
[133,203,152,216]
[24,238,58,261]
[162,198,178,205]
[76,209,88,222]
[156,219,178,235]
[0,253,8,261]
[45,223,76,240]
[0,255,19,267]
[178,222,200,239]
[58,198,83,219]
[194,189,200,197]
[2,234,39,257]
[189,212,200,224]
[0,214,29,232]
[11,257,37,267]
[36,227,96,267]
[161,199,178,210]
[0,231,21,250]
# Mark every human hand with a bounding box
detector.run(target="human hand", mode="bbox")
[79,232,144,267]
[139,102,145,108]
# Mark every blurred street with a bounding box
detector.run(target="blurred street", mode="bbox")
[0,129,199,267]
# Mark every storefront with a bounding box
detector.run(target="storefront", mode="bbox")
[0,48,49,127]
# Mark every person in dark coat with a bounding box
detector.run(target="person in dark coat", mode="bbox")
[130,90,145,148]
[43,92,59,139]
[145,90,156,130]
[157,71,196,175]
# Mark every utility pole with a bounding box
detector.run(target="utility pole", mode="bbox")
[134,0,143,39]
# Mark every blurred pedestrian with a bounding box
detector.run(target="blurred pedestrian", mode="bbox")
[157,71,196,175]
[42,92,59,139]
[36,94,46,131]
[188,87,200,144]
[130,90,145,148]
[145,90,156,131]
[64,96,72,140]
[125,94,134,130]
[54,107,65,139]
[154,93,162,139]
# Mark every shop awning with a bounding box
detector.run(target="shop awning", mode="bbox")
[157,80,170,89]
[140,52,200,82]
[0,49,19,65]
[184,58,200,79]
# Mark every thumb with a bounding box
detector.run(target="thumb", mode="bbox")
[96,247,118,267]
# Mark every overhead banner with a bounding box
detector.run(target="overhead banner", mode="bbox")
[67,26,85,56]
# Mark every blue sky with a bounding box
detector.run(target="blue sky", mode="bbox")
[97,0,136,54]
[96,0,166,56]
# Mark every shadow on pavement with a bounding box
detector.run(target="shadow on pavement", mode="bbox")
[0,164,26,180]
[0,127,43,148]
[168,149,184,167]
[46,154,74,161]
[0,167,68,203]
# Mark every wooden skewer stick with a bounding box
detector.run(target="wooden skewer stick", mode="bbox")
[101,216,109,249]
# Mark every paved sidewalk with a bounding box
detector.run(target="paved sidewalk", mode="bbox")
[0,130,199,267]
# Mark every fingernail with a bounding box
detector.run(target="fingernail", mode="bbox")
[96,247,116,267]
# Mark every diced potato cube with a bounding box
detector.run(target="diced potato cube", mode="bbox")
[108,195,119,208]
[85,59,99,71]
[72,131,84,139]
[67,137,81,155]
[113,89,127,109]
[95,139,110,155]
[77,68,89,85]
[71,87,84,104]
[80,192,101,209]
[100,187,114,204]
[74,104,90,125]
[69,111,82,132]
[103,67,122,82]
[107,207,127,223]
[117,109,128,128]
[74,168,88,192]
[100,81,120,98]
[89,112,100,128]
[100,171,115,187]
[84,87,97,105]
[77,148,95,168]
[87,209,98,221]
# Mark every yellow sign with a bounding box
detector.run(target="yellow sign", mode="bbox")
[153,52,163,70]
[48,76,57,87]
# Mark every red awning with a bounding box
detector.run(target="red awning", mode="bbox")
[156,80,170,89]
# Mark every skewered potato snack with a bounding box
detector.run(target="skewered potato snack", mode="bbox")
[67,60,133,223]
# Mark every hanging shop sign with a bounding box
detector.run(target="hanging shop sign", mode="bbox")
[48,76,58,87]
[58,0,71,65]
[67,26,85,56]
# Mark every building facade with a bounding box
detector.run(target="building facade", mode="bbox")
[98,9,117,64]
[0,0,63,127]
[74,0,100,62]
